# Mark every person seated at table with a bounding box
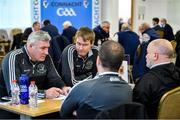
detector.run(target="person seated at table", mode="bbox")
[0,31,71,119]
[1,31,71,98]
[133,39,180,118]
[60,41,132,118]
[58,27,98,87]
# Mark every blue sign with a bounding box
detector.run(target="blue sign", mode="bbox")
[40,0,97,33]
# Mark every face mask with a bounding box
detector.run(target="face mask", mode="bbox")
[161,23,165,27]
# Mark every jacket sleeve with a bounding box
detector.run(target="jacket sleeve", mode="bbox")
[133,74,153,105]
[58,45,73,86]
[46,55,65,88]
[1,51,22,96]
[60,85,81,118]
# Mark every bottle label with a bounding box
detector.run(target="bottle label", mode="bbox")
[20,85,28,92]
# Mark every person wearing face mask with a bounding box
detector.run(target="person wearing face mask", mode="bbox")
[133,39,180,119]
[132,22,159,82]
[93,21,110,46]
[160,18,175,41]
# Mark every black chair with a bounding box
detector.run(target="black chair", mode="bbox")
[48,35,70,68]
[76,104,100,119]
[96,102,148,119]
[10,33,23,51]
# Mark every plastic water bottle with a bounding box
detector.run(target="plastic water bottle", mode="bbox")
[97,39,102,49]
[11,80,20,105]
[19,74,29,104]
[29,81,38,108]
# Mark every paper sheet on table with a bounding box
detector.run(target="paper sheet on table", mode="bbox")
[53,95,67,100]
[118,60,128,83]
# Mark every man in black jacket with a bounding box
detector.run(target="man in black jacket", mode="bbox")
[0,31,71,119]
[58,27,98,87]
[133,39,180,118]
[93,21,110,46]
[2,31,70,98]
[160,18,175,41]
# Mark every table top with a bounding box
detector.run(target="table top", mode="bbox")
[0,99,62,117]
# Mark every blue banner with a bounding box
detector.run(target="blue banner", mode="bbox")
[40,0,95,33]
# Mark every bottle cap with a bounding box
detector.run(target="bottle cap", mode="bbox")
[12,80,17,83]
[30,80,35,84]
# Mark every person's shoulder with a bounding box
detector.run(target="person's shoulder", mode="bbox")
[139,70,159,83]
[93,25,101,31]
[71,78,98,91]
[65,44,75,51]
[3,49,24,62]
[68,26,77,31]
[61,44,75,55]
[92,45,98,51]
[9,49,23,56]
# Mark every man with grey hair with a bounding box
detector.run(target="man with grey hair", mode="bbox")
[160,18,174,41]
[133,39,180,118]
[61,20,77,43]
[93,21,110,46]
[1,31,70,99]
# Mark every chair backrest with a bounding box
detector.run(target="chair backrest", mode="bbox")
[10,28,22,37]
[0,29,9,41]
[158,86,180,119]
[156,30,164,38]
[76,103,100,119]
[95,102,147,119]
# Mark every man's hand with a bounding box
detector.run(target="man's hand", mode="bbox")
[61,86,71,95]
[45,87,63,99]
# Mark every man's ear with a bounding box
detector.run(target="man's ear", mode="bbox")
[96,56,101,66]
[154,53,159,60]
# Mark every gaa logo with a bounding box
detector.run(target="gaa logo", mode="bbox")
[57,8,77,16]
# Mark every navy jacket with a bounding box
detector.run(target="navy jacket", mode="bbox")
[117,31,140,65]
[61,26,77,43]
[49,35,70,68]
[93,25,109,45]
[133,28,159,81]
[60,72,132,118]
[41,24,59,38]
[162,24,174,41]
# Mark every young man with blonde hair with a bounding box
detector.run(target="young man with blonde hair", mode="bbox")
[58,27,98,87]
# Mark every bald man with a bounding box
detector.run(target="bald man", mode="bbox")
[133,39,180,119]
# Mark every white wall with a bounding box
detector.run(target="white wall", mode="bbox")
[0,0,31,29]
[166,0,180,33]
[133,0,167,32]
[133,0,180,34]
[101,0,119,37]
[1,0,180,37]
